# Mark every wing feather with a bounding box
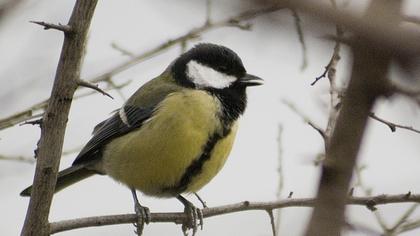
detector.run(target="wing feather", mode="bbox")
[72,106,153,165]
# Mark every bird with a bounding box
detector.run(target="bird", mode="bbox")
[21,43,262,234]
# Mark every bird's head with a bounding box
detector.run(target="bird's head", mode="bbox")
[171,43,263,91]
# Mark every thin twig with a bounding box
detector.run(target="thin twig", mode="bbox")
[369,112,420,134]
[403,15,420,25]
[311,1,343,87]
[354,165,389,231]
[397,218,420,234]
[111,42,135,58]
[267,210,276,236]
[77,80,114,99]
[0,80,129,131]
[277,0,420,57]
[49,193,420,234]
[29,21,72,33]
[290,9,307,70]
[275,125,284,235]
[388,204,418,233]
[282,100,326,140]
[0,154,35,164]
[205,0,212,26]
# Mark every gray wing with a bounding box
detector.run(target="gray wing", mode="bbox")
[72,105,154,166]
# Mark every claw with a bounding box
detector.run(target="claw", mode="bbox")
[131,189,150,235]
[194,192,208,208]
[177,195,204,236]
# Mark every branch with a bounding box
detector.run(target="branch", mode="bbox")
[21,1,98,235]
[397,218,420,234]
[0,154,35,164]
[77,80,114,99]
[277,0,420,58]
[369,112,420,134]
[290,9,307,70]
[304,1,402,235]
[49,193,420,234]
[29,21,72,33]
[282,100,326,140]
[111,42,135,58]
[403,15,420,25]
[389,204,419,233]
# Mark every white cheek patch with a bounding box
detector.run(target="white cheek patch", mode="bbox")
[186,60,237,89]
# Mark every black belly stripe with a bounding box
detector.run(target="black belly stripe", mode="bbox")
[166,128,231,194]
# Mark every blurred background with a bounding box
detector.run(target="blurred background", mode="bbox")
[1,0,419,235]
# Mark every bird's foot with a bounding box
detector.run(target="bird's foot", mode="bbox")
[131,189,151,235]
[177,195,203,236]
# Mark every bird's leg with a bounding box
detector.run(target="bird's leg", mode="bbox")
[177,195,204,236]
[131,189,151,235]
[193,192,208,208]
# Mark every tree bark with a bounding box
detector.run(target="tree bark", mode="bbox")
[21,1,98,235]
[304,1,402,235]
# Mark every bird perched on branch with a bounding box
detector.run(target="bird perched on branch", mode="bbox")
[21,43,262,234]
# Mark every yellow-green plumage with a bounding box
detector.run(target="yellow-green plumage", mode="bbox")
[20,43,262,205]
[102,89,237,196]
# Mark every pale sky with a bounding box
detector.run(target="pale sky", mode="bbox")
[1,0,420,235]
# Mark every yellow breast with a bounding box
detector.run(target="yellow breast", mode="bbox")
[102,90,238,197]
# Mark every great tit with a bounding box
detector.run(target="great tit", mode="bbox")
[21,43,262,232]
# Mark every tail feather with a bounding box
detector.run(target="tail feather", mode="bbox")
[20,165,96,197]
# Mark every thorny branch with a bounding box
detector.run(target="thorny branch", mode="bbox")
[77,80,114,99]
[49,193,420,234]
[21,1,99,235]
[30,21,72,33]
[0,81,128,130]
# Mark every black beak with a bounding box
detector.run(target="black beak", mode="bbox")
[239,74,264,87]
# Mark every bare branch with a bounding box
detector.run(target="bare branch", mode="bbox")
[111,42,135,58]
[282,100,326,140]
[403,15,420,25]
[267,210,276,236]
[0,154,35,164]
[0,79,129,131]
[397,218,420,234]
[21,1,98,235]
[305,1,402,234]
[49,194,420,234]
[354,165,390,231]
[77,80,114,99]
[290,9,307,70]
[369,112,420,134]
[277,0,420,58]
[311,0,343,87]
[29,21,72,33]
[275,125,284,235]
[389,204,419,233]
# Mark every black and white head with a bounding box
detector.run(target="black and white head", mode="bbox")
[172,43,262,90]
[171,43,263,125]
